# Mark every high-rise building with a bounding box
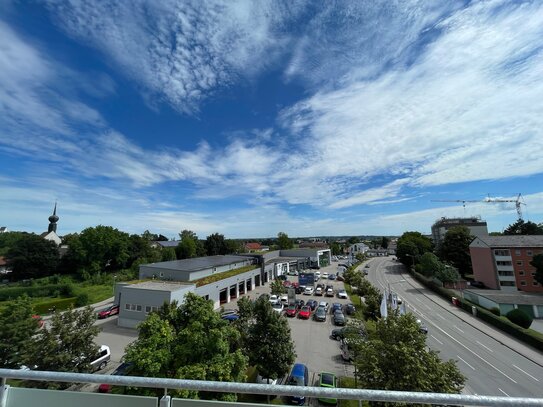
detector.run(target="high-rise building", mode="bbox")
[431,216,488,246]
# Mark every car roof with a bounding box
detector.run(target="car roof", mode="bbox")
[320,372,336,385]
[291,363,307,376]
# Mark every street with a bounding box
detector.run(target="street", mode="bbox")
[366,257,543,398]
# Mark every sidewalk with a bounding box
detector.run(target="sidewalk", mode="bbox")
[398,268,543,368]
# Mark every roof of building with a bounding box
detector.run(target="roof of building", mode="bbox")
[470,235,543,248]
[127,281,194,292]
[152,240,180,248]
[245,242,262,250]
[265,256,309,265]
[465,289,543,305]
[299,242,329,248]
[142,255,252,272]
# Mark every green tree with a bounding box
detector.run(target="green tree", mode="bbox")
[504,219,543,235]
[396,231,433,267]
[270,279,286,295]
[129,234,162,266]
[330,242,342,255]
[245,297,296,385]
[354,313,464,400]
[417,252,446,278]
[177,235,197,259]
[381,237,389,249]
[6,233,60,280]
[0,295,41,368]
[205,233,228,256]
[26,307,100,376]
[438,226,474,277]
[347,237,361,244]
[435,265,461,284]
[277,232,293,250]
[530,254,543,286]
[0,231,27,256]
[225,239,245,254]
[125,294,247,400]
[161,247,177,261]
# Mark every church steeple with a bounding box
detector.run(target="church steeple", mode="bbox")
[47,202,59,233]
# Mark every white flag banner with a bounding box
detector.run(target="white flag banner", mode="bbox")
[400,302,407,315]
[380,290,388,319]
[391,293,398,310]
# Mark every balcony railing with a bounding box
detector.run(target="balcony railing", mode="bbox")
[1,369,543,407]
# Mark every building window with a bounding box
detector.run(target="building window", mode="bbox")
[145,306,159,314]
[496,261,512,266]
[125,303,141,312]
[515,249,521,256]
[494,249,510,256]
[520,281,527,286]
[498,270,514,277]
[519,270,525,276]
[516,260,523,266]
[159,272,164,277]
[532,272,536,277]
[125,304,130,310]
[533,281,540,286]
[499,281,515,287]
[527,250,533,256]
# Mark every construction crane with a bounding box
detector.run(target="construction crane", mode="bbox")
[431,199,480,209]
[484,193,526,220]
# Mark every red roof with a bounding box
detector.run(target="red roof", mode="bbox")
[245,242,262,250]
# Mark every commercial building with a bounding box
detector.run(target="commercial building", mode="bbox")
[431,217,488,246]
[469,235,543,292]
[463,289,543,319]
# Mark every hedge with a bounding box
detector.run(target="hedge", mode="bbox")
[407,267,543,351]
[33,297,77,314]
[0,283,75,301]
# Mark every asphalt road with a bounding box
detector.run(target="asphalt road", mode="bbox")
[366,256,543,398]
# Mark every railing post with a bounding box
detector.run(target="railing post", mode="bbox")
[0,377,8,407]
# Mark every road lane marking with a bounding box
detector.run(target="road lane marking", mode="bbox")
[476,340,494,353]
[412,310,518,384]
[436,313,446,320]
[454,325,465,333]
[498,388,509,396]
[430,335,443,345]
[457,355,475,370]
[513,364,540,382]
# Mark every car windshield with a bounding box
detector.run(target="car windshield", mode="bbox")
[321,374,335,386]
[272,303,282,309]
[301,306,310,312]
[288,376,304,386]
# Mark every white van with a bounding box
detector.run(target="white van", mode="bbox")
[90,345,111,371]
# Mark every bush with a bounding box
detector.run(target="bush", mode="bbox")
[489,307,500,316]
[0,284,75,301]
[506,309,533,329]
[75,293,90,307]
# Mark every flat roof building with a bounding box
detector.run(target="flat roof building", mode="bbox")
[432,217,488,246]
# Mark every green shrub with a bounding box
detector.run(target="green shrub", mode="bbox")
[506,309,533,329]
[489,307,500,316]
[0,284,75,301]
[75,293,90,307]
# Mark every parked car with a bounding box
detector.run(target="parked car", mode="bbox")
[315,287,323,296]
[256,374,278,385]
[365,264,370,268]
[280,294,289,304]
[295,285,306,294]
[272,303,284,314]
[337,290,348,299]
[285,305,298,317]
[221,314,239,323]
[328,274,336,280]
[303,287,314,295]
[294,299,305,309]
[306,299,318,310]
[331,303,342,314]
[314,306,327,322]
[343,303,356,315]
[298,305,311,319]
[322,272,329,279]
[90,345,111,371]
[318,301,329,312]
[336,274,345,282]
[318,372,338,405]
[333,310,346,326]
[283,280,292,288]
[98,362,134,393]
[288,363,309,405]
[278,274,287,281]
[325,288,334,297]
[269,295,278,304]
[315,271,321,280]
[97,304,120,319]
[330,326,364,341]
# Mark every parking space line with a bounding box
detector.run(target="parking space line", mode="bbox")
[430,335,443,345]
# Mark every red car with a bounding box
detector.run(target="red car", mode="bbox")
[285,305,298,317]
[32,315,45,328]
[97,304,120,319]
[298,306,311,320]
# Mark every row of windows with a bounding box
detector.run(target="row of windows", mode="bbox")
[125,303,159,314]
[496,261,512,266]
[498,270,514,277]
[494,249,534,257]
[500,281,515,287]
[518,270,536,277]
[520,281,540,286]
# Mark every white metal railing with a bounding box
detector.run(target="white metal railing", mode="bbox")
[1,369,543,406]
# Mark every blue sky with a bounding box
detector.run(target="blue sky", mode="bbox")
[1,1,543,239]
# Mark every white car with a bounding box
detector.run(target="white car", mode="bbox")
[322,272,329,279]
[280,294,289,304]
[338,290,348,299]
[269,295,278,304]
[326,288,334,297]
[256,374,278,385]
[303,287,314,295]
[315,287,323,296]
[272,303,284,313]
[318,301,329,312]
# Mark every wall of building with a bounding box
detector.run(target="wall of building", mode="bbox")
[469,246,499,289]
[511,247,543,293]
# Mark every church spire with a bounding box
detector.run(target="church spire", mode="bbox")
[48,202,59,233]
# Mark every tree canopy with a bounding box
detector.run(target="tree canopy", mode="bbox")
[504,219,543,235]
[438,226,473,277]
[277,232,293,250]
[354,313,465,398]
[125,293,247,400]
[205,233,228,256]
[396,232,433,266]
[6,233,60,280]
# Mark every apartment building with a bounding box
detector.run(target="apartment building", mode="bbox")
[469,235,543,292]
[432,217,488,246]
